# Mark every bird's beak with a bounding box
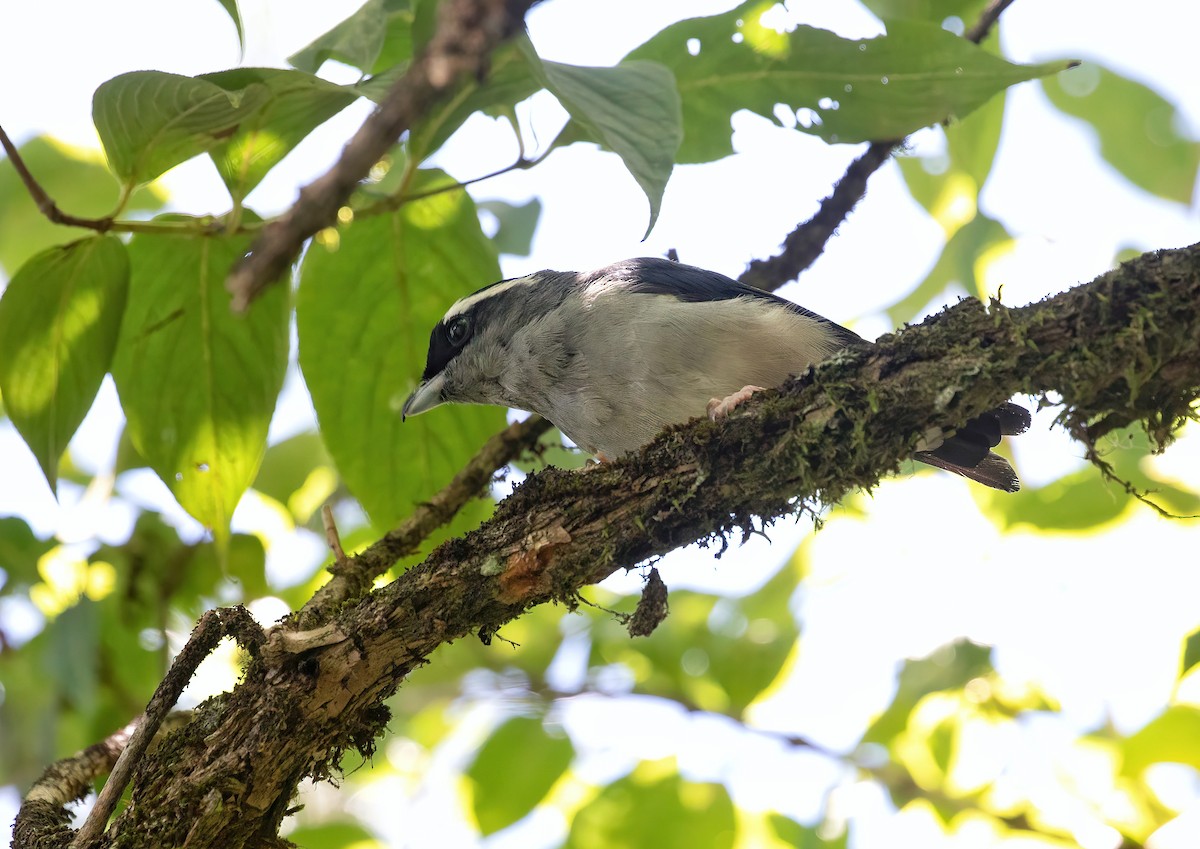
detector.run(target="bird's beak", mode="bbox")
[401,375,445,420]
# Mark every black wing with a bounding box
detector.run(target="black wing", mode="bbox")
[590,257,865,348]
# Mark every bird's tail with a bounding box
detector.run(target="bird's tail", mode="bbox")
[915,401,1032,492]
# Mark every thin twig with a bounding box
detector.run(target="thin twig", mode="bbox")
[0,125,259,239]
[226,0,538,312]
[0,123,121,233]
[322,504,349,565]
[298,414,554,627]
[739,0,1019,293]
[739,140,899,292]
[70,609,230,848]
[356,153,541,218]
[964,0,1017,44]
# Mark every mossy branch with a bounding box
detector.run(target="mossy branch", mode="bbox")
[15,243,1200,849]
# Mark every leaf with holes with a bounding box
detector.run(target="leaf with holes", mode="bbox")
[627,2,1071,162]
[0,236,129,492]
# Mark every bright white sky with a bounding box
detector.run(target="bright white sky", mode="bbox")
[1,1,1199,847]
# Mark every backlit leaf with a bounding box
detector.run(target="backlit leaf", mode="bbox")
[864,639,992,746]
[467,716,574,835]
[590,557,802,714]
[284,823,382,849]
[0,236,129,491]
[1042,63,1200,205]
[111,218,289,548]
[566,768,736,849]
[93,71,273,186]
[770,813,848,849]
[0,136,165,275]
[253,430,339,524]
[0,517,55,589]
[883,213,1011,325]
[987,428,1200,532]
[1120,706,1200,776]
[1184,628,1200,680]
[297,170,505,529]
[202,68,358,202]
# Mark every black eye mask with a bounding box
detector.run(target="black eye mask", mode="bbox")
[422,312,474,380]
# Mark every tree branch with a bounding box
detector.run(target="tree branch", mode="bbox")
[225,0,538,312]
[738,0,1014,291]
[298,414,553,627]
[18,242,1197,849]
[16,608,261,849]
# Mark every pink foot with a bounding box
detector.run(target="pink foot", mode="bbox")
[707,385,766,420]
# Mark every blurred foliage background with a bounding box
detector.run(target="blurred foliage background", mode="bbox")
[1,0,1199,847]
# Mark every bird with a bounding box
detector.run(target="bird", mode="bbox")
[402,257,1031,491]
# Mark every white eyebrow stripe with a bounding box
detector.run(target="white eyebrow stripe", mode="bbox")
[444,274,541,318]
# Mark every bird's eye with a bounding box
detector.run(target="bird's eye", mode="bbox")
[446,315,471,347]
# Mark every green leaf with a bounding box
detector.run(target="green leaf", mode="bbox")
[0,136,165,275]
[988,428,1200,532]
[510,426,590,473]
[591,557,802,714]
[863,639,992,745]
[93,71,273,187]
[467,716,574,835]
[288,0,390,74]
[192,533,269,602]
[626,5,1070,162]
[883,213,1011,325]
[0,236,130,491]
[1120,706,1200,776]
[48,598,100,709]
[284,823,382,849]
[566,768,736,849]
[1041,63,1200,205]
[213,0,245,52]
[1183,628,1200,680]
[860,0,988,25]
[297,171,505,529]
[111,218,289,548]
[898,85,1005,215]
[253,431,340,524]
[478,198,542,257]
[400,40,540,160]
[200,69,358,202]
[944,80,1005,189]
[371,0,423,75]
[536,58,682,236]
[769,813,847,849]
[0,516,55,590]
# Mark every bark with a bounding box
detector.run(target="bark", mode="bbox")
[15,241,1200,849]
